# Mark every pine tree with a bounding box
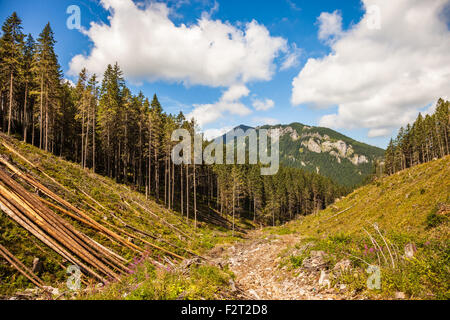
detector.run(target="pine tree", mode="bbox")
[0,12,24,135]
[413,113,425,164]
[385,138,396,174]
[150,94,163,201]
[385,99,449,175]
[21,34,35,142]
[98,63,125,178]
[33,23,61,150]
[88,74,98,172]
[435,99,449,156]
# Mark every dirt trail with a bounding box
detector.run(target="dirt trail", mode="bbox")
[208,231,350,300]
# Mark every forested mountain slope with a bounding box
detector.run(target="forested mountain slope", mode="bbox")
[220,123,385,187]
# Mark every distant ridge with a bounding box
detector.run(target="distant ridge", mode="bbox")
[217,122,385,186]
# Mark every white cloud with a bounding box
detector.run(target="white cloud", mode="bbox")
[317,10,343,43]
[203,126,233,141]
[69,0,287,87]
[187,85,252,126]
[368,128,391,138]
[253,117,280,126]
[286,0,301,12]
[280,43,302,70]
[252,98,275,111]
[202,0,219,19]
[292,0,450,138]
[222,84,250,102]
[63,78,75,87]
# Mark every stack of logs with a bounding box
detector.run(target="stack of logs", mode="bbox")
[0,138,202,291]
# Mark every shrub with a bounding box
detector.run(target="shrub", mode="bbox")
[426,206,447,229]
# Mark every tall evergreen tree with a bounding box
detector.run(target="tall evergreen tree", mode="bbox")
[33,23,61,150]
[0,12,24,134]
[385,100,449,174]
[21,34,35,142]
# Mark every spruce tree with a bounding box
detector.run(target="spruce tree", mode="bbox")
[33,23,61,150]
[0,12,24,134]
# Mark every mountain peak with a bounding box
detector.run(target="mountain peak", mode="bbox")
[218,122,384,186]
[234,124,254,131]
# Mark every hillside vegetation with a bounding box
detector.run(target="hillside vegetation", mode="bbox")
[267,155,449,299]
[0,12,345,232]
[0,134,239,298]
[251,122,384,186]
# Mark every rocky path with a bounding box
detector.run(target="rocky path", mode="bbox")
[6,230,356,300]
[208,231,353,300]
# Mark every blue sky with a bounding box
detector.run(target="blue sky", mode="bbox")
[1,0,449,148]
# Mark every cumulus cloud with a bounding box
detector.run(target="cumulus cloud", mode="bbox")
[187,85,252,126]
[280,43,302,70]
[317,10,343,43]
[252,117,280,126]
[69,0,287,87]
[222,84,250,102]
[367,128,391,138]
[252,98,275,111]
[203,126,233,141]
[63,78,75,87]
[292,0,450,138]
[202,0,220,20]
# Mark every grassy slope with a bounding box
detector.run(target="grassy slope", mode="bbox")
[267,156,449,299]
[0,135,238,298]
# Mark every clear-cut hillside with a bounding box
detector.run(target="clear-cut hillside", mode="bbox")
[267,155,449,299]
[0,134,237,298]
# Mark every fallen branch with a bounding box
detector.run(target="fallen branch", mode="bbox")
[0,166,127,282]
[373,223,396,268]
[323,205,354,222]
[0,243,47,289]
[102,221,185,261]
[0,180,115,282]
[132,200,194,241]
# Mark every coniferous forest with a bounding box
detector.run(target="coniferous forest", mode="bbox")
[0,2,449,303]
[0,13,346,229]
[384,99,449,175]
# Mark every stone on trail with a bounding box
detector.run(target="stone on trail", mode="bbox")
[318,270,331,288]
[333,259,352,275]
[302,250,328,270]
[249,289,261,300]
[395,292,406,299]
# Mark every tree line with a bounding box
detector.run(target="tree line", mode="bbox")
[213,164,345,228]
[0,13,346,229]
[385,99,449,175]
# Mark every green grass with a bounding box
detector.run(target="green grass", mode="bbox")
[82,260,234,300]
[2,134,448,299]
[426,205,448,229]
[0,136,238,297]
[268,156,450,299]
